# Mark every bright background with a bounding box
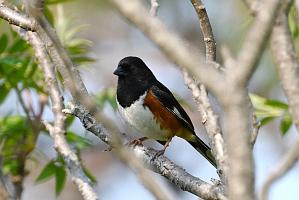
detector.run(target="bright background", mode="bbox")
[1,0,299,199]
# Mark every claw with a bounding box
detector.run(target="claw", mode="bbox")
[151,138,172,161]
[129,137,148,147]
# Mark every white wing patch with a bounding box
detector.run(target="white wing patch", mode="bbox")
[167,107,193,130]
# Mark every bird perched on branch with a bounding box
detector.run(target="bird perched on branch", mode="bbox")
[114,56,216,167]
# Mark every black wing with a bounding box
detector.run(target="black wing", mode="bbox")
[151,81,195,133]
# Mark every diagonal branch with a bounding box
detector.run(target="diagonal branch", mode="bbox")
[0,3,178,199]
[260,139,299,200]
[63,102,226,200]
[17,28,99,200]
[0,3,36,30]
[230,0,281,86]
[110,0,225,97]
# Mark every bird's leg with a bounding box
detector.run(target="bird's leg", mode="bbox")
[129,137,148,146]
[153,138,172,159]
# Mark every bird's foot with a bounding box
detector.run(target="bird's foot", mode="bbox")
[151,149,166,161]
[151,138,172,161]
[129,137,148,147]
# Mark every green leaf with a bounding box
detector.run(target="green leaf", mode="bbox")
[55,166,66,196]
[83,167,97,184]
[0,83,10,104]
[2,159,22,175]
[36,161,56,183]
[44,6,55,26]
[260,117,275,126]
[66,132,92,149]
[264,99,288,110]
[0,34,8,54]
[250,94,288,118]
[280,114,292,135]
[66,115,75,128]
[96,88,117,110]
[288,5,299,38]
[9,39,28,53]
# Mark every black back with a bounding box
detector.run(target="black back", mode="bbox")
[151,82,195,132]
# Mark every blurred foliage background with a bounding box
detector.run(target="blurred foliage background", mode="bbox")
[0,0,299,199]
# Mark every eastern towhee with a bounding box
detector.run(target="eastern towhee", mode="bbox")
[114,56,216,167]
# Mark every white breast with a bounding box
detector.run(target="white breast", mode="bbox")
[117,93,168,141]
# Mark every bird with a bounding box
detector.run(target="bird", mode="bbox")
[114,56,216,167]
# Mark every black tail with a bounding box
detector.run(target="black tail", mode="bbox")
[188,136,217,168]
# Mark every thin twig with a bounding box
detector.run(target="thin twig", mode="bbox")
[260,139,299,200]
[183,71,227,178]
[250,114,261,147]
[190,0,216,62]
[14,87,31,120]
[188,0,227,182]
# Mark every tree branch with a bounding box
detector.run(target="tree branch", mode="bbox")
[0,3,36,30]
[242,0,259,15]
[63,102,226,200]
[109,0,225,97]
[20,29,99,200]
[183,74,227,177]
[271,6,299,132]
[230,0,281,86]
[190,0,216,62]
[187,0,227,181]
[1,3,178,199]
[250,114,261,147]
[260,139,299,200]
[0,158,17,200]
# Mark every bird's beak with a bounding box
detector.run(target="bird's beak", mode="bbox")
[113,67,126,76]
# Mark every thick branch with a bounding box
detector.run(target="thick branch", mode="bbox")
[0,3,36,31]
[271,9,299,132]
[3,3,176,199]
[110,0,224,97]
[63,103,226,200]
[25,30,99,200]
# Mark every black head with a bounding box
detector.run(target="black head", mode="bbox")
[114,56,155,82]
[114,56,156,107]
